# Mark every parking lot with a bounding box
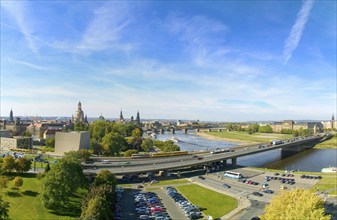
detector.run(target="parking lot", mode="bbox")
[210,167,321,193]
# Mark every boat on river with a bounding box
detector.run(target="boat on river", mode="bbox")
[170,137,179,142]
[321,166,337,173]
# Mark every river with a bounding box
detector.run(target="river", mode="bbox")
[155,131,337,172]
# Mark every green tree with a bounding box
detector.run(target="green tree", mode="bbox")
[2,156,16,172]
[13,176,23,190]
[0,176,9,193]
[41,159,87,208]
[0,195,9,220]
[63,149,91,162]
[44,163,50,173]
[260,189,330,220]
[293,130,299,137]
[258,125,273,133]
[45,138,55,148]
[15,157,32,173]
[131,128,142,138]
[141,138,154,152]
[124,149,138,157]
[90,139,103,155]
[74,122,89,131]
[247,123,259,134]
[281,128,293,134]
[128,136,143,151]
[80,184,113,220]
[89,121,110,142]
[154,140,180,152]
[94,170,117,187]
[102,132,126,156]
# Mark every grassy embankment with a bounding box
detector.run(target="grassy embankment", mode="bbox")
[205,131,293,143]
[315,135,337,149]
[1,173,85,219]
[176,184,237,219]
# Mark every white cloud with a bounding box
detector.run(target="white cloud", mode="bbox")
[76,2,133,52]
[283,0,314,63]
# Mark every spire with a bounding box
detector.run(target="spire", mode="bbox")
[136,110,140,124]
[78,101,82,110]
[332,114,335,121]
[120,109,124,122]
[9,108,14,122]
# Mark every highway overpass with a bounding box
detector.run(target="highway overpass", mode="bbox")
[83,134,332,175]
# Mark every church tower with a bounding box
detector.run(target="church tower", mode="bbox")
[9,108,14,122]
[73,101,85,123]
[119,110,124,123]
[136,111,140,124]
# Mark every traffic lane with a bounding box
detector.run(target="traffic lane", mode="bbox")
[122,189,138,220]
[196,175,274,203]
[235,200,267,220]
[83,154,204,167]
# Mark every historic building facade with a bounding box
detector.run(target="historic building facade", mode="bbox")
[72,101,87,123]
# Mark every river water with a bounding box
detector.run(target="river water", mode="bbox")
[156,131,337,172]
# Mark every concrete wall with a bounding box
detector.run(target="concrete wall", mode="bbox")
[55,131,90,155]
[0,136,33,150]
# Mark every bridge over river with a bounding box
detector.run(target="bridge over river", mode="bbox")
[83,134,333,175]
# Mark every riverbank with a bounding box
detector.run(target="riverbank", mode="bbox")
[315,135,337,149]
[195,132,254,146]
[196,131,293,145]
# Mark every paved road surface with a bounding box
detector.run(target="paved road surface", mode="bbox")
[156,189,189,220]
[122,189,138,220]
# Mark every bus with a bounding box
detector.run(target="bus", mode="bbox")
[224,171,243,179]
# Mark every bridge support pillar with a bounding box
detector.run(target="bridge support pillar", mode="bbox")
[160,128,164,134]
[231,158,237,167]
[196,128,200,133]
[172,128,175,134]
[183,128,187,134]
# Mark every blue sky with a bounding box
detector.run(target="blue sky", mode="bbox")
[0,1,336,122]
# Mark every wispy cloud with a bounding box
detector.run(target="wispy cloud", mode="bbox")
[76,2,133,52]
[1,1,38,53]
[283,0,314,63]
[166,14,230,66]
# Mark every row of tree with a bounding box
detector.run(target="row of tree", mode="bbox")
[40,150,118,219]
[80,170,117,219]
[0,156,32,174]
[86,121,143,155]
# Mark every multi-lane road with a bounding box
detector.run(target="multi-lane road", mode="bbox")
[83,135,328,175]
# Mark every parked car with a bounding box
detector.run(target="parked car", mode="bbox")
[223,184,231,189]
[263,189,274,194]
[252,192,263,197]
[198,176,205,180]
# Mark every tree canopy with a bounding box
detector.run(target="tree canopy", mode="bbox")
[94,170,117,187]
[41,159,87,208]
[261,189,330,220]
[2,156,16,172]
[15,157,32,173]
[0,196,9,220]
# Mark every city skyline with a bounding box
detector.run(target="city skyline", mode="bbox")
[1,1,336,121]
